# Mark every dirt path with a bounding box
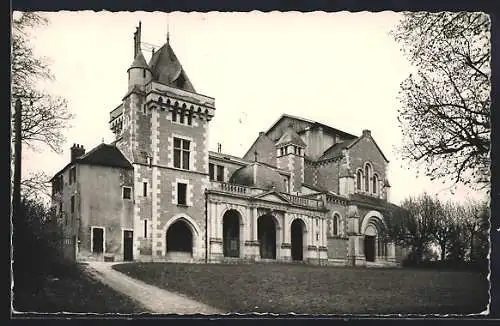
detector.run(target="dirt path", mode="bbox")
[83,262,224,314]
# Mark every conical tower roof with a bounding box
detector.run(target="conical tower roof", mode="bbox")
[128,51,149,71]
[148,41,195,92]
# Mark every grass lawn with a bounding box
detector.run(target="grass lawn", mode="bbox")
[13,263,145,314]
[113,263,488,315]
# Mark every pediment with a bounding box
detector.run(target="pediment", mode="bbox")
[254,191,290,204]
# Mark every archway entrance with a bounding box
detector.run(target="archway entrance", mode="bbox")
[364,223,377,262]
[223,210,241,258]
[291,219,305,261]
[258,215,276,259]
[166,219,193,256]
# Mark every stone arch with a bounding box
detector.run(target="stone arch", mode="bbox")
[360,210,386,234]
[222,209,243,258]
[287,215,309,233]
[290,218,307,261]
[163,213,202,259]
[257,213,281,259]
[220,205,247,226]
[361,210,388,263]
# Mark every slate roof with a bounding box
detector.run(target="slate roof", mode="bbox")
[148,42,196,92]
[230,162,286,192]
[128,51,149,71]
[349,193,391,211]
[77,143,133,169]
[50,143,133,181]
[276,127,307,147]
[318,139,358,160]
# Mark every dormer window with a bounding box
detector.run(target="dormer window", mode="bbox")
[175,74,186,89]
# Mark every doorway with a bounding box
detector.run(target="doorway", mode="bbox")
[123,230,133,261]
[364,235,376,262]
[291,219,305,261]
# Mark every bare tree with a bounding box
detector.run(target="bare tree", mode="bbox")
[384,193,440,263]
[392,12,490,189]
[12,12,73,153]
[11,12,73,196]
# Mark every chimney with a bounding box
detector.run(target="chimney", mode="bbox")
[259,131,265,136]
[362,129,371,137]
[70,144,86,162]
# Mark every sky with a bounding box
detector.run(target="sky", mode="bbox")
[18,11,488,205]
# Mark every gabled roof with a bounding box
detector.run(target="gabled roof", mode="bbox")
[148,42,195,92]
[77,143,133,169]
[345,134,390,163]
[50,143,133,181]
[266,114,358,140]
[276,127,306,147]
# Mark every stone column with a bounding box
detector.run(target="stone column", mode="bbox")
[244,206,259,260]
[209,201,223,262]
[280,213,291,262]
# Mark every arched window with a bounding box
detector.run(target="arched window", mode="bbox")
[364,163,372,192]
[372,174,378,194]
[333,214,339,236]
[356,169,363,190]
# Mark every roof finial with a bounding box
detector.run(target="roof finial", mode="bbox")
[166,13,170,44]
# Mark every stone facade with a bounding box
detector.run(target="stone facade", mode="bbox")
[51,23,403,267]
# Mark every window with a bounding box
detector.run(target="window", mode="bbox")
[171,109,177,122]
[69,167,76,185]
[187,112,192,125]
[123,187,132,199]
[333,214,339,236]
[283,177,289,193]
[144,220,148,238]
[280,147,285,156]
[143,69,146,78]
[216,165,224,182]
[177,183,187,205]
[70,195,75,214]
[373,174,378,194]
[180,111,185,124]
[143,182,148,197]
[316,233,319,241]
[173,138,190,170]
[356,170,363,190]
[365,163,372,192]
[59,202,63,215]
[316,219,319,226]
[209,163,215,181]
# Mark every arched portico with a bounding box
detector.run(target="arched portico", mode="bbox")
[258,214,280,259]
[290,219,307,261]
[223,209,242,258]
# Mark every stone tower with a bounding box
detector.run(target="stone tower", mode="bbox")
[275,125,306,193]
[109,22,216,261]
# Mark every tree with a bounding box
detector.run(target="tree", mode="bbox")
[11,12,73,197]
[392,12,491,189]
[434,200,454,261]
[384,193,440,264]
[12,12,73,153]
